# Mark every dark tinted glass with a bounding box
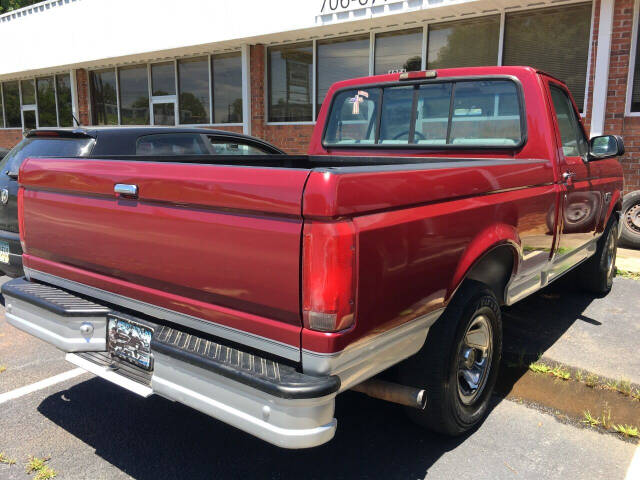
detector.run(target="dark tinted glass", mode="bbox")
[428,16,500,69]
[0,137,94,174]
[375,29,423,75]
[178,57,210,124]
[90,69,118,125]
[317,35,370,116]
[151,62,175,96]
[0,85,3,128]
[21,79,36,105]
[153,103,175,125]
[23,110,36,130]
[549,86,588,157]
[136,133,209,155]
[37,77,57,127]
[268,42,313,122]
[212,53,242,124]
[209,139,270,155]
[504,4,591,111]
[3,82,20,128]
[56,74,74,127]
[119,65,150,125]
[324,88,381,145]
[378,86,414,144]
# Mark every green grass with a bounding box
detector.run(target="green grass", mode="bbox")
[528,362,571,380]
[25,456,56,480]
[582,410,601,427]
[616,268,640,280]
[0,452,16,465]
[613,424,640,438]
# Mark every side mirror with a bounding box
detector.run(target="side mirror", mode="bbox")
[588,135,625,160]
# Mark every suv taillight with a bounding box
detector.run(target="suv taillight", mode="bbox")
[17,187,25,252]
[302,221,356,332]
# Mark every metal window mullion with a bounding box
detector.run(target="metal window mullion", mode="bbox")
[421,25,428,71]
[209,54,214,124]
[34,78,39,128]
[115,66,121,125]
[18,80,23,128]
[174,59,179,125]
[53,75,60,127]
[369,31,375,76]
[147,64,154,125]
[312,39,317,120]
[497,11,506,66]
[0,83,4,128]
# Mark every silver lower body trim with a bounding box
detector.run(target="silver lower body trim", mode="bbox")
[25,267,300,362]
[302,309,443,391]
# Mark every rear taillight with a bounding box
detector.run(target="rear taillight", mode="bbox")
[18,187,25,252]
[302,221,356,332]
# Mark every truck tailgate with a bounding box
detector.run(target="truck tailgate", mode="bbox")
[19,158,309,359]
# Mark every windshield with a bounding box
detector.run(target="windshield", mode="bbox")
[0,137,95,175]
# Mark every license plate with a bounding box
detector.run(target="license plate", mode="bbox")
[0,241,9,264]
[107,314,154,370]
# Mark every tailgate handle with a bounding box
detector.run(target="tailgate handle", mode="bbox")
[114,184,138,198]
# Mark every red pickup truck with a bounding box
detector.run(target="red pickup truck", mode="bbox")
[3,67,624,449]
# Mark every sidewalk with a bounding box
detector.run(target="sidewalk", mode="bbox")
[618,247,640,274]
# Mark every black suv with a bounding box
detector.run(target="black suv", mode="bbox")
[0,127,284,277]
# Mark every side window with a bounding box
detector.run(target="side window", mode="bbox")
[208,138,270,155]
[414,83,453,145]
[549,85,588,157]
[378,86,414,144]
[136,133,209,155]
[324,88,381,145]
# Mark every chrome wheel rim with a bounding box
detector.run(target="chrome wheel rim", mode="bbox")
[457,314,493,406]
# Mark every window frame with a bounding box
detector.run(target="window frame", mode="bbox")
[625,0,640,116]
[321,75,528,150]
[87,53,244,128]
[0,72,73,131]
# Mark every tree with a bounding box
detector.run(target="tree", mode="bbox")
[0,0,40,14]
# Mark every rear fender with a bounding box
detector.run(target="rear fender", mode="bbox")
[447,224,521,304]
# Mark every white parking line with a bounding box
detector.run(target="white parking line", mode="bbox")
[0,368,86,404]
[626,445,640,480]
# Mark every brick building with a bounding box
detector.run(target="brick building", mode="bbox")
[0,0,638,199]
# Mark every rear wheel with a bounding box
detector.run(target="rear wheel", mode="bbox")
[579,217,618,295]
[620,191,640,249]
[399,281,502,436]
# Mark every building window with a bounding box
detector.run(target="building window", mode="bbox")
[268,42,313,122]
[36,77,57,127]
[629,8,640,112]
[375,28,423,75]
[317,35,370,117]
[56,74,74,127]
[3,82,20,128]
[151,61,177,126]
[119,65,150,125]
[178,57,210,125]
[503,3,592,112]
[0,85,3,128]
[90,69,118,125]
[212,53,243,124]
[427,16,500,69]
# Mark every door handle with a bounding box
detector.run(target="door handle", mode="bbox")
[562,171,576,186]
[114,184,138,197]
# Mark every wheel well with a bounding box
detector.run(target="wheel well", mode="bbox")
[464,245,515,305]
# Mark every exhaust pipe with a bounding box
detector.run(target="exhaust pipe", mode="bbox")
[351,379,427,410]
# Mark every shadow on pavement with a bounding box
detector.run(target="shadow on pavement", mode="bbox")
[37,274,611,479]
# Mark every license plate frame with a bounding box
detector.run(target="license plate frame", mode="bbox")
[107,313,154,371]
[0,241,9,264]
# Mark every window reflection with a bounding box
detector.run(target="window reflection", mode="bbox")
[178,57,210,124]
[3,82,21,128]
[268,42,313,122]
[36,77,57,127]
[317,35,370,117]
[152,61,175,96]
[427,16,500,69]
[21,79,36,105]
[90,69,118,125]
[153,103,175,126]
[375,29,422,75]
[212,53,243,124]
[119,65,150,125]
[56,74,74,127]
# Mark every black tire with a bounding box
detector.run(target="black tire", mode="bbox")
[398,280,502,436]
[579,217,618,295]
[620,191,640,249]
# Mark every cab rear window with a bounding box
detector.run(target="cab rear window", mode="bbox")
[323,79,524,148]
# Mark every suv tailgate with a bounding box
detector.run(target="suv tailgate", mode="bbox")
[19,157,309,359]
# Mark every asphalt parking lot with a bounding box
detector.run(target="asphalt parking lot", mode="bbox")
[0,275,639,480]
